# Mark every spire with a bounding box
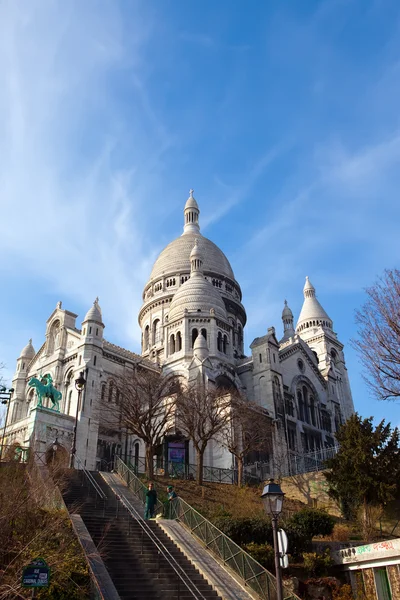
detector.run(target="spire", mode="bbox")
[296,277,333,333]
[183,189,200,234]
[281,300,295,341]
[190,239,204,276]
[83,297,103,324]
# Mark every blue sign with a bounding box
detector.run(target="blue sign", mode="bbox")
[22,558,50,588]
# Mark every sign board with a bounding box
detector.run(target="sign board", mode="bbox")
[22,558,50,588]
[278,529,289,569]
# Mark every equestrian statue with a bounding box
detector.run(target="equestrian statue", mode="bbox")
[28,374,62,412]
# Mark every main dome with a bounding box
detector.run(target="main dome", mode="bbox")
[150,232,235,281]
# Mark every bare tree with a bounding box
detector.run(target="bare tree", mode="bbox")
[352,269,400,401]
[176,384,232,485]
[101,364,178,479]
[219,397,273,487]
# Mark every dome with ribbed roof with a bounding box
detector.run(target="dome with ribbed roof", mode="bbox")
[19,339,35,359]
[149,190,235,281]
[150,233,235,281]
[83,298,103,324]
[296,277,332,332]
[168,242,227,323]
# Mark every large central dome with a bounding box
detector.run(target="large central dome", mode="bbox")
[150,232,235,281]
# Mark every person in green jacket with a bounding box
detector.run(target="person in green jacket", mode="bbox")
[144,482,157,519]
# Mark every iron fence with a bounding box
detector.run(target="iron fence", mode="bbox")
[114,457,300,600]
[169,496,300,600]
[115,456,165,517]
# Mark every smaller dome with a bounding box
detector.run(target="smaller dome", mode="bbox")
[193,332,209,361]
[282,300,293,318]
[169,242,227,322]
[185,189,199,210]
[83,298,102,323]
[20,339,35,359]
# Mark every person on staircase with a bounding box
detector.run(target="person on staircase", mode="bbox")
[165,485,177,519]
[144,482,157,519]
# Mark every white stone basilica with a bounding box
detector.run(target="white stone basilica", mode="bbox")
[3,191,354,475]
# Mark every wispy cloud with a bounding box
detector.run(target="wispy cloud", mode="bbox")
[0,1,165,348]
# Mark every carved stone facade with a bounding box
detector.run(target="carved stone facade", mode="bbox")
[4,191,354,474]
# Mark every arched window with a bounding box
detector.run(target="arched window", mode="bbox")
[201,328,207,341]
[297,389,305,421]
[310,397,316,426]
[192,328,198,348]
[108,381,114,403]
[169,334,175,354]
[153,319,161,345]
[176,331,182,351]
[48,319,61,354]
[144,325,149,351]
[273,376,283,416]
[217,331,222,352]
[238,325,243,347]
[223,335,228,354]
[66,390,73,415]
[331,348,338,365]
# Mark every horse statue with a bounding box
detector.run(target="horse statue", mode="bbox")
[28,374,62,412]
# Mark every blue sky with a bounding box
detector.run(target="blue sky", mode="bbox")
[1,0,400,427]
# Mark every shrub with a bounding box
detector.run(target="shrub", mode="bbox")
[330,523,351,542]
[332,584,355,600]
[243,543,275,569]
[288,508,335,538]
[213,516,272,546]
[302,549,333,576]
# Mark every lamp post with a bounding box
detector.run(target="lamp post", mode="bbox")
[261,478,285,600]
[0,386,14,460]
[69,372,86,469]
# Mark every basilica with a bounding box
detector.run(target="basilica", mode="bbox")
[3,191,354,475]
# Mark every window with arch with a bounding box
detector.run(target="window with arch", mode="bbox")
[201,328,207,341]
[48,319,61,354]
[331,348,338,365]
[144,325,149,350]
[273,377,284,417]
[108,381,115,403]
[223,334,228,354]
[169,334,175,354]
[176,331,182,351]
[296,382,319,427]
[153,319,161,345]
[217,331,223,352]
[192,328,198,347]
[238,325,243,347]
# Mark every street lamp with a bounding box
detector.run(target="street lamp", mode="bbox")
[69,372,86,468]
[261,478,285,600]
[0,386,15,460]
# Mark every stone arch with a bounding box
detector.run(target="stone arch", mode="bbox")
[45,443,69,468]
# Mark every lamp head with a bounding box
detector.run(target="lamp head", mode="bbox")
[75,371,86,391]
[261,478,285,518]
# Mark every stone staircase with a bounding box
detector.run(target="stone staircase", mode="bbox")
[62,470,222,600]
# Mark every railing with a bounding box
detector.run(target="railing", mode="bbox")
[115,456,165,516]
[75,455,107,508]
[170,497,300,600]
[115,458,300,600]
[244,446,339,481]
[110,465,212,599]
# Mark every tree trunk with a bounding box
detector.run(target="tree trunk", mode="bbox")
[196,449,204,486]
[145,444,154,480]
[237,456,244,487]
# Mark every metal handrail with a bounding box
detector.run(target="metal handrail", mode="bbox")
[75,455,107,504]
[115,456,164,516]
[114,457,300,600]
[109,478,209,600]
[170,497,301,600]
